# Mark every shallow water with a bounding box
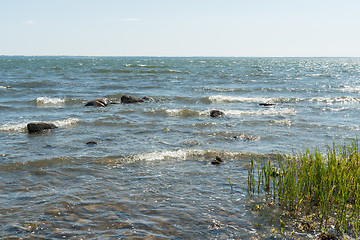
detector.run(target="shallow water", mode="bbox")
[1,57,360,238]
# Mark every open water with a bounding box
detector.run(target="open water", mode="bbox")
[1,57,360,239]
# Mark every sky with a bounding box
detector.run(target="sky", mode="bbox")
[1,0,359,57]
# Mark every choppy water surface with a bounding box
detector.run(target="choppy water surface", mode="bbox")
[1,57,360,239]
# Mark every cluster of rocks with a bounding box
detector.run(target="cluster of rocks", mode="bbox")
[84,95,154,107]
[26,95,154,133]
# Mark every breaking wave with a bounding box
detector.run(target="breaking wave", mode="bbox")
[0,118,79,132]
[206,95,295,103]
[159,108,296,117]
[36,97,66,106]
[309,96,360,104]
[102,148,266,165]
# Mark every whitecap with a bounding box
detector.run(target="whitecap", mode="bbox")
[223,108,296,116]
[208,95,273,103]
[269,119,292,126]
[309,97,360,104]
[338,86,360,93]
[106,149,258,164]
[0,122,28,132]
[52,118,79,127]
[36,97,65,106]
[0,118,79,132]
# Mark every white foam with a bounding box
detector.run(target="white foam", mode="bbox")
[0,86,10,89]
[52,118,79,127]
[165,108,201,116]
[209,95,274,103]
[0,118,79,132]
[309,97,360,104]
[36,97,65,106]
[339,86,360,93]
[270,119,292,126]
[117,149,253,163]
[0,122,28,132]
[224,108,296,116]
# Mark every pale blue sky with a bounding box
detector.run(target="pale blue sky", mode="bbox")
[1,0,359,57]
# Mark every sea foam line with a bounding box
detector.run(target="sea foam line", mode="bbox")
[0,118,79,132]
[36,97,66,105]
[164,108,296,117]
[309,96,360,104]
[106,148,256,164]
[208,95,274,103]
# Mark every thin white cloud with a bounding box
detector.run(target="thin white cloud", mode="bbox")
[23,20,36,25]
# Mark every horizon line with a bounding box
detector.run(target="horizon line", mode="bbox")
[0,54,359,58]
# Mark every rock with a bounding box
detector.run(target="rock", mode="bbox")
[121,95,145,103]
[142,96,154,102]
[27,122,58,133]
[210,110,225,117]
[259,103,276,107]
[86,141,98,145]
[211,156,224,165]
[85,98,110,107]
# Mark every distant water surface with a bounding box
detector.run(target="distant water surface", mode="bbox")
[1,57,360,239]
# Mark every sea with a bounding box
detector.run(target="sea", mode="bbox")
[1,56,360,239]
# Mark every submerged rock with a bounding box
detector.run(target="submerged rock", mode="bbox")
[85,98,110,107]
[121,95,153,103]
[121,95,144,103]
[27,122,58,133]
[211,156,224,165]
[259,103,276,107]
[210,110,225,118]
[142,96,154,102]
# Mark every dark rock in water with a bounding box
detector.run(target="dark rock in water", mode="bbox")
[27,122,58,133]
[85,98,110,107]
[211,156,224,165]
[86,141,98,145]
[121,95,145,104]
[142,96,154,102]
[259,103,276,107]
[210,110,225,117]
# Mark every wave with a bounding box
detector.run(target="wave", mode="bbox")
[206,95,295,104]
[94,68,181,74]
[164,108,208,117]
[36,97,66,106]
[0,85,10,89]
[223,108,296,116]
[309,97,360,104]
[338,86,360,93]
[101,148,269,165]
[0,118,79,132]
[194,87,248,92]
[138,69,182,74]
[149,107,296,117]
[94,69,132,73]
[52,118,79,127]
[206,95,360,105]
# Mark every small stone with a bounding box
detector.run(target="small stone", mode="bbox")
[211,156,223,165]
[259,103,276,107]
[210,110,225,117]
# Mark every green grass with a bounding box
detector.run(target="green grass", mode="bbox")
[248,140,360,238]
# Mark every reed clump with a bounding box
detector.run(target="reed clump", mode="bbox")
[248,141,360,238]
